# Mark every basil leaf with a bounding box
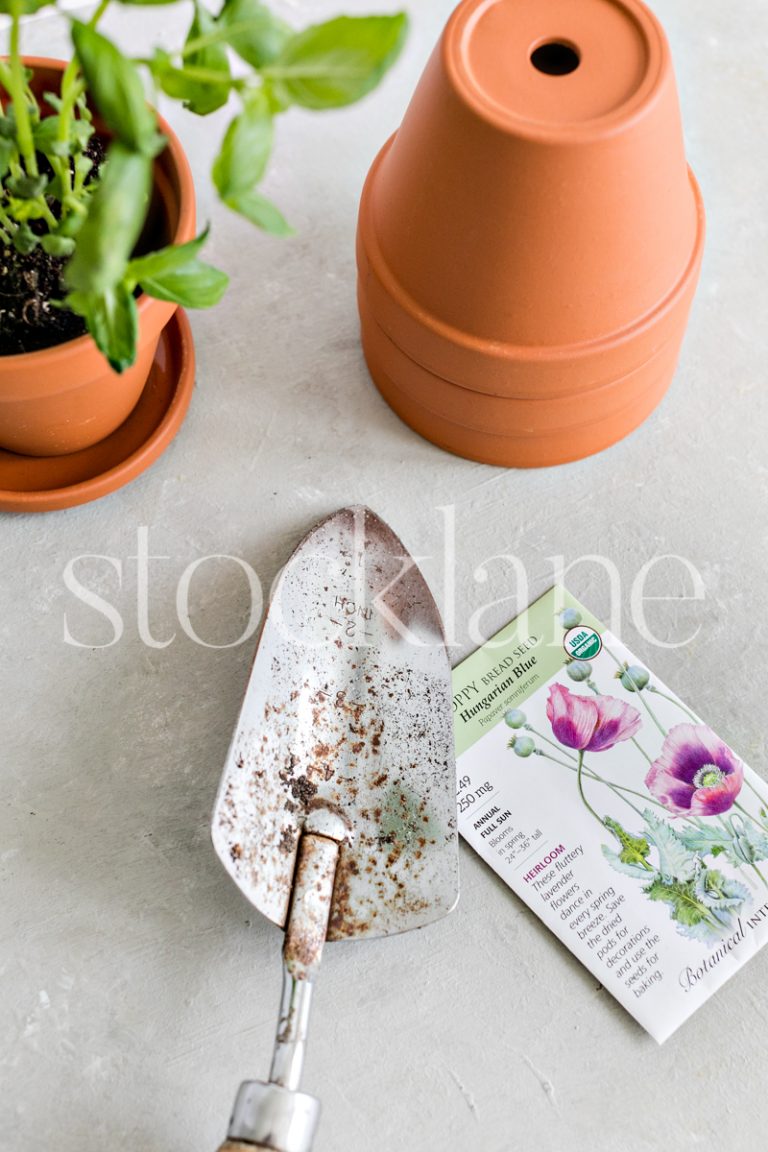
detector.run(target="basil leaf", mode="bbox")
[224,189,292,236]
[33,115,71,157]
[12,223,38,254]
[138,260,229,308]
[71,22,163,155]
[217,0,291,68]
[181,3,232,115]
[40,233,76,258]
[263,13,408,110]
[6,172,47,199]
[212,92,273,200]
[125,228,210,283]
[64,144,152,296]
[67,284,139,372]
[114,0,178,7]
[0,0,55,13]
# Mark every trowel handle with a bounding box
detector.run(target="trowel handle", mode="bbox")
[218,1079,320,1152]
[217,1143,273,1151]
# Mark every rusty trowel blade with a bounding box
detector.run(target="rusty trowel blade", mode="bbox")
[212,506,458,942]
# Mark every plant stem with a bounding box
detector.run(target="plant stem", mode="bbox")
[53,60,82,210]
[89,0,111,27]
[584,679,654,764]
[745,778,768,813]
[0,205,17,235]
[604,647,668,738]
[525,725,577,762]
[526,714,666,812]
[181,19,251,56]
[8,1,39,177]
[576,750,605,828]
[734,799,768,834]
[647,686,699,722]
[0,60,14,97]
[535,748,646,819]
[166,64,242,87]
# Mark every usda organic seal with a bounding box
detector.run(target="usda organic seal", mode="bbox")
[563,625,602,661]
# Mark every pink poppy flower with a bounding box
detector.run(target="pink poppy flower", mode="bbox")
[645,723,744,817]
[546,683,642,753]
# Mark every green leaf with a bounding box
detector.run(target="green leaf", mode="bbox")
[67,283,139,372]
[728,817,768,867]
[139,260,229,308]
[212,92,273,199]
[7,197,51,223]
[601,846,655,881]
[6,172,47,199]
[643,809,698,882]
[12,223,38,254]
[125,228,209,282]
[603,817,652,870]
[41,233,77,258]
[263,13,408,110]
[217,0,291,69]
[125,228,229,308]
[679,824,733,858]
[181,3,232,115]
[71,22,164,155]
[644,877,712,929]
[0,0,55,13]
[695,867,749,911]
[224,189,292,235]
[33,115,72,158]
[64,144,152,297]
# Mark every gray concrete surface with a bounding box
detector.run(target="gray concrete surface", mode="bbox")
[1,1,767,1150]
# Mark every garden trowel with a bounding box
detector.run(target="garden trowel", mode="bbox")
[212,506,459,1152]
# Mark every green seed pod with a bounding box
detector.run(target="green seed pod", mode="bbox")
[559,608,582,629]
[620,665,650,692]
[513,736,536,758]
[566,661,592,682]
[504,708,526,729]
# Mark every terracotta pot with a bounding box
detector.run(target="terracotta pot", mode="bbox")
[360,286,684,442]
[0,59,196,456]
[370,337,678,469]
[356,0,705,464]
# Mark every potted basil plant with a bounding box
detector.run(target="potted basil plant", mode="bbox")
[0,1,408,458]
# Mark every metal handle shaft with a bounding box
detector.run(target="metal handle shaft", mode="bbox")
[220,810,350,1152]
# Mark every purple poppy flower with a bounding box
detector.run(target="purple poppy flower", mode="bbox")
[546,683,642,753]
[645,723,744,817]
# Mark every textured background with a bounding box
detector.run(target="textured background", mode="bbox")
[2,1,767,1150]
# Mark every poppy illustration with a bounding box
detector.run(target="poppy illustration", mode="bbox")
[645,723,744,817]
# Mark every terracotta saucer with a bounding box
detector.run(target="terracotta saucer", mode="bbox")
[0,310,195,513]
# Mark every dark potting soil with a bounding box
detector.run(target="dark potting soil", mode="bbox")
[0,135,107,357]
[0,245,87,355]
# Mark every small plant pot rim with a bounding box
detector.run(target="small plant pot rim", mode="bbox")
[0,58,196,456]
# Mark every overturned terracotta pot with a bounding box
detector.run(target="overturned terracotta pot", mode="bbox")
[0,59,196,458]
[357,0,705,466]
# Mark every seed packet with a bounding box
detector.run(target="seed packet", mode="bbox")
[453,586,768,1042]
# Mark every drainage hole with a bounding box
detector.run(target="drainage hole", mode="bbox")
[530,41,580,76]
